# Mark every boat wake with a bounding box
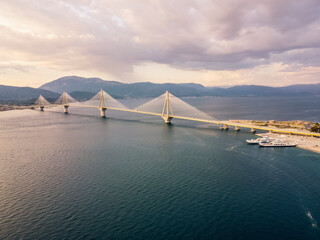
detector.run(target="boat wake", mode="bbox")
[306,211,319,229]
[226,145,237,151]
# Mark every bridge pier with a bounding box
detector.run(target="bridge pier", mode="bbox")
[220,124,229,130]
[40,106,44,111]
[234,126,240,131]
[100,107,107,118]
[162,116,173,124]
[63,105,69,114]
[250,128,256,133]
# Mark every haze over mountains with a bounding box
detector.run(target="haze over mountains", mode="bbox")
[0,85,59,104]
[40,76,320,98]
[1,76,320,103]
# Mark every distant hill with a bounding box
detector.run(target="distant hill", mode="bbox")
[69,91,97,101]
[40,76,123,93]
[207,84,320,97]
[39,76,320,99]
[1,76,319,105]
[0,85,59,104]
[39,76,210,98]
[278,84,320,95]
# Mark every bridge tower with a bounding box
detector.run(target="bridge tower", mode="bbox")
[36,95,47,111]
[62,91,69,114]
[99,89,107,118]
[161,91,174,124]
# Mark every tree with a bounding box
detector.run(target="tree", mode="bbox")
[310,123,320,133]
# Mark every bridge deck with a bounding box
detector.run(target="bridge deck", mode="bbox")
[37,104,320,137]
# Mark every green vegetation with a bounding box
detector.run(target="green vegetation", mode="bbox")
[232,120,311,129]
[310,123,320,133]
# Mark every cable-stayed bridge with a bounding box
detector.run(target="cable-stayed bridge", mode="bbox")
[34,90,320,137]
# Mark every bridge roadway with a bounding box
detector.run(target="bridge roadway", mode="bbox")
[41,104,320,138]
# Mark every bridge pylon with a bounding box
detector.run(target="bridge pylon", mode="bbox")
[55,91,78,113]
[161,91,174,124]
[98,89,107,118]
[35,95,50,111]
[62,91,69,114]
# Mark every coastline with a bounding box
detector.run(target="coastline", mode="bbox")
[1,108,319,154]
[0,105,33,111]
[256,132,320,154]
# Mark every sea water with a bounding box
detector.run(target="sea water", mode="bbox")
[0,96,320,239]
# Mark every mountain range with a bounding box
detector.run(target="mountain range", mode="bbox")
[0,85,59,104]
[0,76,319,104]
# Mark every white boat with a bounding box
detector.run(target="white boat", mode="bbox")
[259,139,296,147]
[246,136,271,144]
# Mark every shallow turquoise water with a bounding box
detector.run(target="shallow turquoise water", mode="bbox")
[0,98,320,239]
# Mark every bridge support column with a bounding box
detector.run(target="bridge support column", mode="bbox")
[40,106,44,111]
[250,128,256,133]
[162,116,173,124]
[220,124,229,130]
[235,126,240,131]
[63,105,69,114]
[100,107,107,118]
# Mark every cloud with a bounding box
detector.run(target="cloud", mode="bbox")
[0,61,34,74]
[0,0,319,85]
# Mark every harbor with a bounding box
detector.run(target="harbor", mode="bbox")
[256,132,320,154]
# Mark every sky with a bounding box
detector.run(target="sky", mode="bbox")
[0,0,320,88]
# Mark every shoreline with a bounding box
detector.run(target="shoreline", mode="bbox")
[0,106,33,111]
[1,108,319,154]
[256,132,320,154]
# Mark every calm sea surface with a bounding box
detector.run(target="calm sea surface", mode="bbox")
[0,96,320,239]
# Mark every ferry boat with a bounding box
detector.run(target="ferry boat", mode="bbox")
[259,139,296,147]
[246,136,271,144]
